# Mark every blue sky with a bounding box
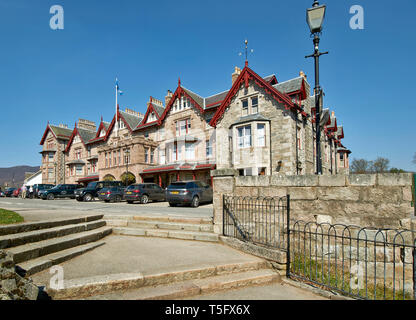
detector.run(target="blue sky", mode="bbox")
[0,0,415,170]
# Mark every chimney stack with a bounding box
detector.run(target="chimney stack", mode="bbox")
[165,90,173,106]
[232,67,242,85]
[78,119,96,132]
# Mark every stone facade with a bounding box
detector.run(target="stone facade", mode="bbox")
[212,66,350,177]
[40,65,351,186]
[40,124,72,185]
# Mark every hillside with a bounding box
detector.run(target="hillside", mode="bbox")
[0,166,40,187]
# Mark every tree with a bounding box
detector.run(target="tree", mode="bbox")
[370,157,390,173]
[390,168,406,173]
[350,158,371,174]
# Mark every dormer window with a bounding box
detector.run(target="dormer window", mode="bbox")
[100,130,106,137]
[118,120,125,130]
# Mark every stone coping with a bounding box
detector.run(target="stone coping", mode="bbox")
[212,173,413,188]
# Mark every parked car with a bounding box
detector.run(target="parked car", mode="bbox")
[0,190,5,197]
[4,188,16,197]
[33,184,55,198]
[97,186,126,203]
[166,180,213,208]
[123,183,166,204]
[75,181,123,202]
[12,188,21,198]
[41,184,82,200]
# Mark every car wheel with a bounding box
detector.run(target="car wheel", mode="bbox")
[141,194,149,204]
[76,198,83,202]
[169,202,176,207]
[105,200,110,203]
[115,195,122,202]
[83,194,93,202]
[47,194,54,200]
[127,201,134,204]
[191,196,199,208]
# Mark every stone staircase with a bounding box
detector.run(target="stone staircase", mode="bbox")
[106,215,219,242]
[44,260,281,300]
[0,215,112,276]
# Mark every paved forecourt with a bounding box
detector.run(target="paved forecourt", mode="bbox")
[0,198,213,222]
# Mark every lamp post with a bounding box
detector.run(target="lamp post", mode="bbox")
[306,0,328,175]
[124,148,130,186]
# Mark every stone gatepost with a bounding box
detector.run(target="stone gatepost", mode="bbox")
[211,169,238,235]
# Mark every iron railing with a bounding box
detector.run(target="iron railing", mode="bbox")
[223,195,289,251]
[287,221,416,300]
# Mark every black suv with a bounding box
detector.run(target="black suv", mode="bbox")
[123,183,166,204]
[76,181,123,202]
[166,180,213,208]
[4,188,16,197]
[41,184,82,200]
[33,184,55,198]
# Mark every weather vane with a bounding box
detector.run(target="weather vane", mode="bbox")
[239,39,254,65]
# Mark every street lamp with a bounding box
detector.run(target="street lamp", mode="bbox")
[124,148,130,186]
[306,0,328,175]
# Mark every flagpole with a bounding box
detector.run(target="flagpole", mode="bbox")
[115,78,118,137]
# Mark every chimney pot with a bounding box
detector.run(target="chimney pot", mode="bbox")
[232,66,242,85]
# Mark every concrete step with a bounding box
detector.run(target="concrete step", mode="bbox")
[0,215,104,236]
[112,227,219,242]
[43,260,272,299]
[104,215,213,225]
[18,241,106,276]
[82,269,281,300]
[0,220,106,249]
[125,220,214,232]
[6,226,112,264]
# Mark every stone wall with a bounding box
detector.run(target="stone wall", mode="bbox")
[211,170,415,234]
[0,250,39,300]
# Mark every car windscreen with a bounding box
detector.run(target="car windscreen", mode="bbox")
[86,182,97,189]
[126,185,140,190]
[167,183,187,189]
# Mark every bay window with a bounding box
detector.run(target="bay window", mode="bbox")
[237,125,252,148]
[257,124,265,147]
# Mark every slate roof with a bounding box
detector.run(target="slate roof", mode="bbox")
[49,125,73,140]
[181,87,205,108]
[230,113,270,127]
[273,77,303,94]
[263,74,277,83]
[77,127,96,144]
[102,122,110,130]
[205,90,229,108]
[119,110,143,130]
[152,104,165,117]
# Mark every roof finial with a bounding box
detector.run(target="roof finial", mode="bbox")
[245,39,248,63]
[117,104,120,111]
[75,121,77,128]
[150,96,153,103]
[178,77,181,87]
[101,115,103,122]
[239,39,253,67]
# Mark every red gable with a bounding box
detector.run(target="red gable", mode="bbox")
[209,64,299,127]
